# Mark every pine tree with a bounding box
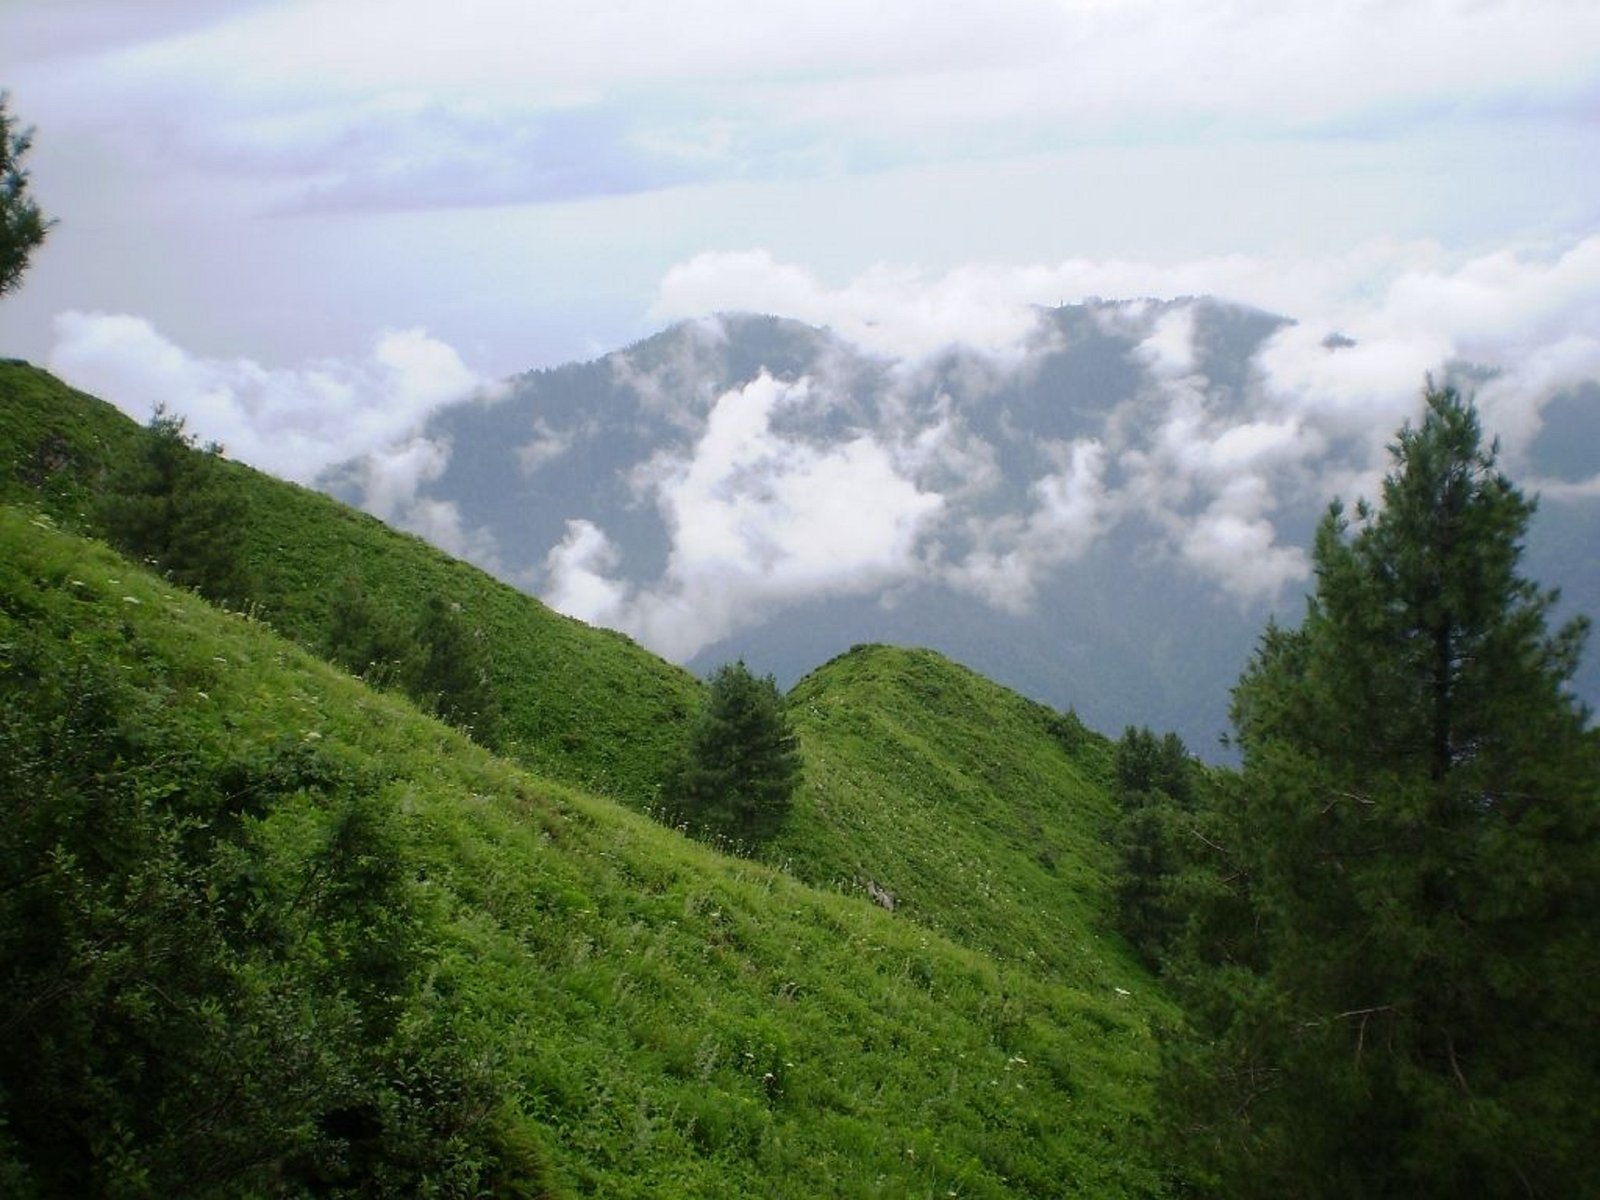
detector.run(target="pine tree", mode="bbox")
[1109,727,1199,965]
[100,406,253,605]
[1162,383,1599,1197]
[1,93,52,298]
[672,661,802,846]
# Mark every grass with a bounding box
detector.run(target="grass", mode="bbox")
[0,360,702,802]
[2,358,1176,1194]
[777,644,1147,991]
[0,505,1171,1196]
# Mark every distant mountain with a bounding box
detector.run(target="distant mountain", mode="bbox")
[324,301,1599,754]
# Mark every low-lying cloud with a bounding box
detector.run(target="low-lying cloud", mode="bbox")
[538,238,1600,656]
[544,373,944,659]
[49,311,491,481]
[653,238,1600,475]
[47,311,505,566]
[44,235,1599,669]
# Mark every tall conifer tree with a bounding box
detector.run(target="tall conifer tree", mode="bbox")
[673,661,801,846]
[1164,383,1598,1197]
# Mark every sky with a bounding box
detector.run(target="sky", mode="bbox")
[2,0,1599,651]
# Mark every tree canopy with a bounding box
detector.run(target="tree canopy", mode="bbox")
[1159,382,1599,1197]
[1,93,51,297]
[672,661,802,846]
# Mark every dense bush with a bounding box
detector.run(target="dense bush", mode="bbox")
[99,406,253,606]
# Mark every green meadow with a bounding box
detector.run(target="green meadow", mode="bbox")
[2,364,1168,1196]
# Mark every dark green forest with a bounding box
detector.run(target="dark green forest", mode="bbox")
[2,361,1595,1196]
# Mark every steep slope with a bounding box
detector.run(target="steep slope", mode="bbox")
[779,644,1143,989]
[0,361,700,801]
[0,505,1169,1197]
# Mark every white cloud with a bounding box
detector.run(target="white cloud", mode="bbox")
[607,315,731,428]
[1180,510,1310,601]
[396,496,505,569]
[5,0,1595,388]
[651,245,1447,368]
[652,250,1049,360]
[1529,473,1600,503]
[657,237,1600,476]
[946,439,1109,612]
[47,312,491,483]
[27,0,1596,154]
[541,373,944,659]
[555,235,1600,637]
[1134,306,1197,380]
[37,225,1600,644]
[46,311,508,574]
[1253,237,1600,472]
[1108,377,1319,601]
[346,436,451,525]
[541,519,630,624]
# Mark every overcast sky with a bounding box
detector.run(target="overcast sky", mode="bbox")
[3,0,1599,505]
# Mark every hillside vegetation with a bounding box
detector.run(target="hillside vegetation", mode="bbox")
[0,361,700,801]
[1,362,1171,1194]
[0,506,1166,1196]
[780,645,1145,990]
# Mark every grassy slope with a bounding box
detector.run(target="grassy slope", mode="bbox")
[0,361,700,801]
[779,644,1145,990]
[1,504,1168,1197]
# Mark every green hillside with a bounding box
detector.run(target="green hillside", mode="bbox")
[0,361,700,801]
[0,361,1178,1194]
[0,504,1168,1196]
[780,645,1141,989]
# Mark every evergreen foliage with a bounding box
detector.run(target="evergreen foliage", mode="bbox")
[1108,727,1200,967]
[323,579,501,748]
[1159,383,1600,1197]
[323,574,413,689]
[0,93,51,298]
[100,406,253,605]
[672,661,801,845]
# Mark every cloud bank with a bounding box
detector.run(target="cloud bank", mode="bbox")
[545,373,944,659]
[652,238,1600,474]
[539,238,1600,657]
[41,235,1599,668]
[47,311,504,565]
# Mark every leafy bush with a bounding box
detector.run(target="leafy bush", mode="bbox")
[0,591,546,1197]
